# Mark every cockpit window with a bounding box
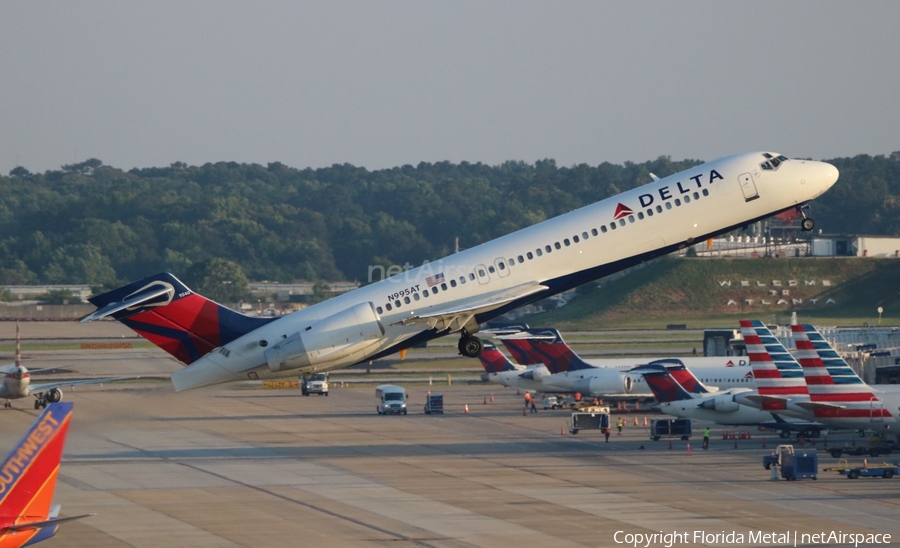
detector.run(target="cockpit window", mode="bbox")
[760,153,789,171]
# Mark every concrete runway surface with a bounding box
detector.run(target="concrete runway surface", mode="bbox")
[0,323,897,547]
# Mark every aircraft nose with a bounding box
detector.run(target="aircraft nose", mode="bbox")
[821,161,839,188]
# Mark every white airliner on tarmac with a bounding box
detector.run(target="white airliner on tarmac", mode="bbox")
[1,322,136,409]
[497,328,758,398]
[634,359,826,437]
[737,321,900,435]
[476,341,547,393]
[81,152,839,391]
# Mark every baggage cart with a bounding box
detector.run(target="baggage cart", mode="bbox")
[424,394,444,414]
[569,407,610,435]
[650,419,692,441]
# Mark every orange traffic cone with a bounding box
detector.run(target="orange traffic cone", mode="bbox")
[686,442,691,455]
[633,416,638,426]
[560,425,565,435]
[863,457,868,468]
[464,404,469,414]
[643,416,648,426]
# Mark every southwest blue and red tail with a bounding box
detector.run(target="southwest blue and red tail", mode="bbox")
[477,342,520,373]
[0,402,88,547]
[82,273,273,365]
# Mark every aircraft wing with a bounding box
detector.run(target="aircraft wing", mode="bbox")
[795,401,847,412]
[391,281,548,332]
[28,376,140,395]
[25,364,75,375]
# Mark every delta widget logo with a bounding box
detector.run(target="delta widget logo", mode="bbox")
[613,203,633,220]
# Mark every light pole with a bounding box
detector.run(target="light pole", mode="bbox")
[877,306,884,326]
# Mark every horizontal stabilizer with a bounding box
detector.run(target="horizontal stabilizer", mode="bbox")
[740,394,788,406]
[2,513,96,532]
[79,284,172,323]
[795,401,847,412]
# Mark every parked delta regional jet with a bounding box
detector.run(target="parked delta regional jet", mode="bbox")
[477,342,546,393]
[635,361,826,437]
[81,152,838,391]
[498,327,758,398]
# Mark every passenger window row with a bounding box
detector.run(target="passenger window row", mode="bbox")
[376,186,711,315]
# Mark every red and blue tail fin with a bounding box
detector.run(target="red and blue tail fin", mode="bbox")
[637,367,695,403]
[500,329,595,374]
[82,273,274,365]
[0,402,74,546]
[498,334,545,366]
[791,324,885,420]
[792,324,872,401]
[477,342,520,373]
[740,320,808,406]
[645,359,712,395]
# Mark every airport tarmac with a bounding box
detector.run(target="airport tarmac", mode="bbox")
[0,381,897,547]
[1,326,898,547]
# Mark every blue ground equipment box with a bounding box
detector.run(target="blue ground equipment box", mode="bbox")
[781,451,818,480]
[650,419,692,441]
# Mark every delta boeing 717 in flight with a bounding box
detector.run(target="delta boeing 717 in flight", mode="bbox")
[81,152,839,391]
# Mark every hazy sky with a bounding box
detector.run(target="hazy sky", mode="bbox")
[1,2,898,174]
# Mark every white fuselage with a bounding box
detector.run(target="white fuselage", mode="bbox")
[0,364,30,400]
[658,390,814,428]
[542,356,756,396]
[171,153,839,390]
[486,366,548,393]
[753,387,900,432]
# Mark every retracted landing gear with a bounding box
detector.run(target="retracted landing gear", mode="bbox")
[458,331,484,358]
[797,203,815,232]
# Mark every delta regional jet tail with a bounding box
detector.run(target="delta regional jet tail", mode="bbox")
[0,402,92,547]
[82,152,839,392]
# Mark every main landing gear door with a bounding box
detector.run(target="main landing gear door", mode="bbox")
[738,172,759,202]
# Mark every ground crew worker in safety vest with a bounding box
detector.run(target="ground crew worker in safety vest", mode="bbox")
[703,427,710,450]
[616,417,623,435]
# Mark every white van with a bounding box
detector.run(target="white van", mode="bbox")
[376,384,407,415]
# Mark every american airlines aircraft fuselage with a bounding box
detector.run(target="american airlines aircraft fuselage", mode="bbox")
[84,152,839,391]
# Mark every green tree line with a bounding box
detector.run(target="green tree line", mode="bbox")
[1,153,897,290]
